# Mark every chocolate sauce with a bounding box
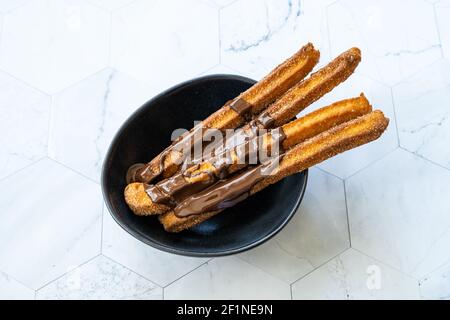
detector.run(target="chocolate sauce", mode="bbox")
[144,126,286,209]
[229,98,253,120]
[173,158,280,218]
[126,163,145,184]
[256,112,275,128]
[144,183,175,206]
[133,123,205,183]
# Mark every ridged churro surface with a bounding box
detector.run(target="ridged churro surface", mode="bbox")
[263,47,362,127]
[159,111,389,232]
[124,95,372,216]
[134,43,320,184]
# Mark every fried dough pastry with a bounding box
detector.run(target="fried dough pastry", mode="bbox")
[159,110,389,232]
[132,43,320,184]
[125,94,372,216]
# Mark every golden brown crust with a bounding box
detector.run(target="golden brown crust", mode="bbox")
[266,47,362,127]
[124,183,170,216]
[253,110,388,192]
[135,43,320,183]
[124,95,372,216]
[282,93,371,148]
[159,210,221,233]
[240,43,320,115]
[159,110,389,232]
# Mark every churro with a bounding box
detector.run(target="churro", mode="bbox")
[125,95,372,216]
[129,43,320,184]
[159,110,389,232]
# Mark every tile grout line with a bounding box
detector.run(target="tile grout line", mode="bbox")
[343,180,352,248]
[100,255,163,292]
[389,86,402,148]
[35,253,101,293]
[0,157,47,184]
[48,66,112,97]
[101,253,168,288]
[0,269,37,297]
[351,247,421,282]
[234,255,296,289]
[399,146,450,172]
[315,166,343,181]
[163,258,213,289]
[0,67,51,97]
[344,147,399,181]
[46,156,100,185]
[290,247,351,287]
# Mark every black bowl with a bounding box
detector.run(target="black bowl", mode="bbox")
[101,74,308,257]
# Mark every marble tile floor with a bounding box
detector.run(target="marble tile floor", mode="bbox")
[0,0,449,300]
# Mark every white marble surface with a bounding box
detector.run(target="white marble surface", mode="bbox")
[0,0,110,94]
[346,149,450,279]
[102,210,208,287]
[0,158,102,290]
[49,68,155,182]
[238,168,349,283]
[164,257,291,300]
[110,0,219,92]
[0,272,34,300]
[0,71,50,180]
[0,0,449,300]
[393,60,450,169]
[436,1,450,59]
[327,0,441,86]
[36,256,162,300]
[419,261,450,299]
[292,249,420,300]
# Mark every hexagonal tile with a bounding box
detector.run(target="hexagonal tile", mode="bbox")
[88,0,136,11]
[102,209,208,287]
[436,0,450,59]
[36,255,162,300]
[165,257,290,299]
[419,260,450,299]
[111,0,219,91]
[393,60,450,169]
[238,168,349,283]
[0,0,110,94]
[0,0,30,13]
[304,73,398,179]
[0,71,50,180]
[0,158,102,289]
[346,149,450,279]
[0,271,34,300]
[220,0,332,79]
[48,68,155,182]
[292,249,420,299]
[327,0,441,86]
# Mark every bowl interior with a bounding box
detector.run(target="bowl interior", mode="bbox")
[102,74,308,257]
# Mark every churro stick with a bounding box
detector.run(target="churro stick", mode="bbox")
[159,110,389,232]
[206,47,362,158]
[259,47,361,127]
[125,95,372,215]
[130,43,320,183]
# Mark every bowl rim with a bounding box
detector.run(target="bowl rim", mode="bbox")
[101,73,308,257]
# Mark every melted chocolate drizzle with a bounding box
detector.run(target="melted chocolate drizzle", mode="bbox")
[173,156,282,218]
[144,127,286,215]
